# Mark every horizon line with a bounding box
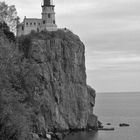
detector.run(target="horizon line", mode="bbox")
[97,91,140,94]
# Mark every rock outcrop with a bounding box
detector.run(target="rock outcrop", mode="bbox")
[0,29,97,139]
[21,30,97,131]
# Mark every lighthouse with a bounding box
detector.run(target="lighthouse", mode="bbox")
[17,0,57,36]
[41,0,57,31]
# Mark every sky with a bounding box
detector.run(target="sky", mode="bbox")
[5,0,140,92]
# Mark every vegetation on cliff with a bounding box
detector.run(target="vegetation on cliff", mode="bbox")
[0,22,15,42]
[0,27,97,140]
[0,1,18,33]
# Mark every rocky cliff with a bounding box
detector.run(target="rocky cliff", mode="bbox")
[0,29,97,139]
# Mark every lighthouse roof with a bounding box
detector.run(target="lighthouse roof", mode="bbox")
[42,0,54,7]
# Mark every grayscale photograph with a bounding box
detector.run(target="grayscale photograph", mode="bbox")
[0,0,140,140]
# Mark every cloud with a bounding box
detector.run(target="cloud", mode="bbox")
[56,1,98,15]
[86,51,140,70]
[93,0,140,17]
[87,68,140,92]
[5,0,140,92]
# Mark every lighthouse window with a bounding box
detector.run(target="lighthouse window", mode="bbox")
[48,14,51,18]
[43,20,46,24]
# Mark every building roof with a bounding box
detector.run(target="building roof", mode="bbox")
[24,18,42,21]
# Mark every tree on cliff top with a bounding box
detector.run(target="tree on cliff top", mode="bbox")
[0,22,15,42]
[0,1,17,33]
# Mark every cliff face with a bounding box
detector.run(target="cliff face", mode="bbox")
[0,30,97,139]
[24,30,97,131]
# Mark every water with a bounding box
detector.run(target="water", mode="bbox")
[64,92,140,140]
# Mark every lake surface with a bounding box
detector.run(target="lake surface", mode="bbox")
[64,92,140,140]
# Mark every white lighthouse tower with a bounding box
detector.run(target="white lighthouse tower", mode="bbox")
[41,0,57,31]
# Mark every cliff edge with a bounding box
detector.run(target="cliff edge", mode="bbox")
[0,29,97,139]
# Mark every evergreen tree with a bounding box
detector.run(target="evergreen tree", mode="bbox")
[0,22,15,42]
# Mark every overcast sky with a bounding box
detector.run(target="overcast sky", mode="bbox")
[6,0,140,92]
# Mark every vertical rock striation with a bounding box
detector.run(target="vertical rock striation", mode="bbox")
[0,27,98,140]
[21,30,98,132]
